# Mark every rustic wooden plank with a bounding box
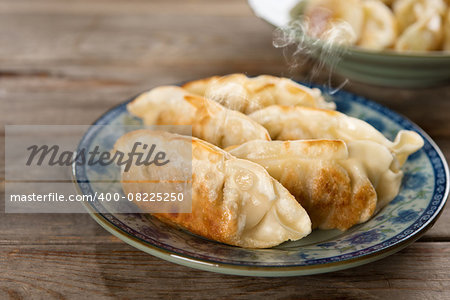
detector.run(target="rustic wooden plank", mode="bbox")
[0,65,448,145]
[0,0,449,297]
[0,242,449,299]
[0,0,249,16]
[1,67,449,132]
[0,9,280,65]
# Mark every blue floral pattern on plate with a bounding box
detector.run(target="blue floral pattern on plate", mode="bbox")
[73,84,449,275]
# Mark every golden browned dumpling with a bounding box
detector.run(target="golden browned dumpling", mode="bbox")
[228,139,410,230]
[127,86,271,148]
[395,13,445,51]
[249,105,424,167]
[114,130,312,248]
[393,0,447,32]
[358,0,398,50]
[303,0,365,44]
[444,9,450,50]
[182,73,335,114]
[379,0,394,6]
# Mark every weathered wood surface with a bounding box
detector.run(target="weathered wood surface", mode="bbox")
[1,243,449,299]
[1,0,449,298]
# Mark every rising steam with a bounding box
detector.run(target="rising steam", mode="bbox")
[272,17,353,93]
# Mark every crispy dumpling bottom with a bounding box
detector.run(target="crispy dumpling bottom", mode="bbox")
[113,130,312,248]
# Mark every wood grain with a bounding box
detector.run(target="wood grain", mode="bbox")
[0,0,449,298]
[1,243,449,299]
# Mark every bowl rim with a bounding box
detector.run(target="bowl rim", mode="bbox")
[250,0,450,59]
[342,44,450,59]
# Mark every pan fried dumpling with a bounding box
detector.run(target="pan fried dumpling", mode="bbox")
[182,73,335,114]
[379,0,394,5]
[358,0,398,50]
[249,105,424,167]
[114,130,312,248]
[395,13,445,51]
[441,9,450,50]
[127,86,270,148]
[228,139,406,230]
[393,0,447,32]
[303,0,365,44]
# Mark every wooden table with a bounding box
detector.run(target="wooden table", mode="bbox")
[1,0,449,298]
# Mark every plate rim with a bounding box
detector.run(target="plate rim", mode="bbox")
[77,192,444,276]
[73,84,449,276]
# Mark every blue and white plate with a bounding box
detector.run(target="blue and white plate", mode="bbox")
[73,84,449,277]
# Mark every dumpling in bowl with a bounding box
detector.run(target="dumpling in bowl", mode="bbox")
[395,13,445,51]
[357,0,398,50]
[182,73,335,114]
[228,139,407,230]
[114,130,312,248]
[379,0,394,5]
[302,0,365,44]
[127,86,270,148]
[393,0,447,32]
[249,105,424,167]
[442,9,450,50]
